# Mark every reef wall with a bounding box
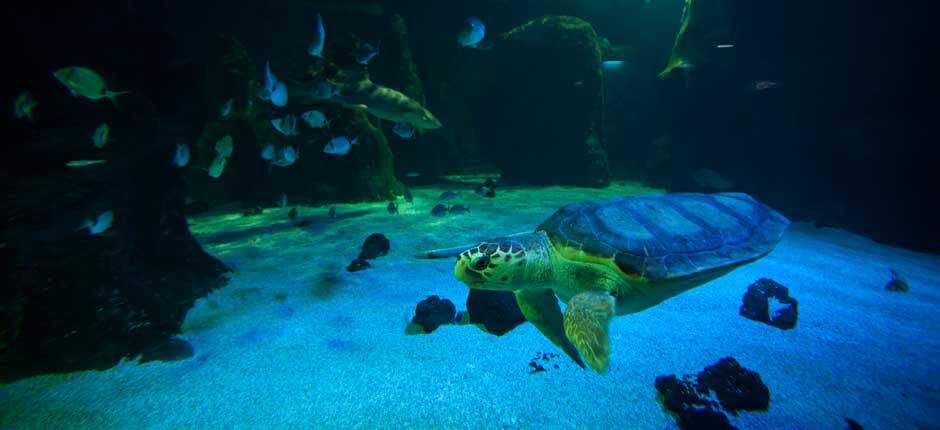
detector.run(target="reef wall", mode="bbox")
[3,2,228,381]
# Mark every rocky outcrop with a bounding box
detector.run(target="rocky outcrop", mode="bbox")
[2,55,227,381]
[473,16,609,186]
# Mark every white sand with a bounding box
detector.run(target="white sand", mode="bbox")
[2,182,938,429]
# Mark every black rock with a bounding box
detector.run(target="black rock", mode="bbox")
[884,269,909,292]
[387,201,399,214]
[449,204,470,215]
[655,357,768,430]
[676,406,737,430]
[288,208,298,220]
[139,338,195,363]
[697,357,770,414]
[359,233,390,259]
[242,206,263,217]
[411,295,457,333]
[439,191,458,200]
[655,374,713,413]
[431,204,448,217]
[739,278,798,330]
[346,258,371,272]
[845,418,864,430]
[466,289,526,336]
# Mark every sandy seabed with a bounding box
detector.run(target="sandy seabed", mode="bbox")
[2,182,938,429]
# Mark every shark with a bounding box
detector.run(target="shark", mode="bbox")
[297,72,442,130]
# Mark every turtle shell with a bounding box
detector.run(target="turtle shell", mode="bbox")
[536,193,789,280]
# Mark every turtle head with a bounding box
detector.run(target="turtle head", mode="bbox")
[455,234,548,290]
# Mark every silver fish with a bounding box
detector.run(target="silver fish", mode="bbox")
[92,123,110,148]
[215,135,234,157]
[66,159,107,167]
[173,144,190,168]
[309,14,325,57]
[271,115,299,136]
[79,210,113,235]
[221,98,233,117]
[14,91,38,121]
[208,154,227,178]
[323,136,358,156]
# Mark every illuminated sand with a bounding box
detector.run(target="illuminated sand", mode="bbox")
[2,182,938,429]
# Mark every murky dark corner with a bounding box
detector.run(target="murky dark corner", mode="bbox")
[2,1,935,429]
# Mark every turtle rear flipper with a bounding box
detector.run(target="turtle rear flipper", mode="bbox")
[564,292,616,373]
[515,289,585,369]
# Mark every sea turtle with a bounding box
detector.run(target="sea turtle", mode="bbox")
[421,193,789,373]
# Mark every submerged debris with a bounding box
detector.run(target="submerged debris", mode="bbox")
[655,357,770,430]
[739,278,798,329]
[359,233,390,259]
[346,258,371,272]
[409,295,457,334]
[884,269,910,292]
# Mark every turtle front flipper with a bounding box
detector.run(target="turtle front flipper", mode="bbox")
[564,292,616,373]
[514,289,586,369]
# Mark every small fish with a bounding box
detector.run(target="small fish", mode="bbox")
[355,42,380,65]
[301,110,330,128]
[279,193,288,208]
[573,81,584,87]
[387,201,398,214]
[271,146,299,167]
[271,115,299,136]
[220,98,233,117]
[53,67,128,106]
[79,210,114,235]
[263,62,278,99]
[173,144,190,167]
[66,159,107,168]
[260,143,276,160]
[271,82,288,107]
[602,60,625,71]
[457,17,486,48]
[208,154,227,178]
[323,136,358,156]
[392,122,415,139]
[430,204,448,217]
[439,191,458,200]
[716,44,735,49]
[885,269,910,292]
[328,207,337,219]
[753,81,783,91]
[309,13,326,57]
[403,188,413,203]
[14,91,38,121]
[92,123,110,148]
[405,171,421,178]
[311,81,339,100]
[448,204,470,215]
[215,135,234,157]
[475,179,496,198]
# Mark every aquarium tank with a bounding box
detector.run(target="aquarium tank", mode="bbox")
[2,0,935,429]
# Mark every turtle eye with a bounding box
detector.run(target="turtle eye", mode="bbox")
[470,255,490,271]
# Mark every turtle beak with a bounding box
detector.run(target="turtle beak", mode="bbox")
[454,254,486,286]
